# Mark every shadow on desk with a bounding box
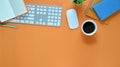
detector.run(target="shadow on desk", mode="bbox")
[81,33,97,45]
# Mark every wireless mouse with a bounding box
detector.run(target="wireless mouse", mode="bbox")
[66,9,79,29]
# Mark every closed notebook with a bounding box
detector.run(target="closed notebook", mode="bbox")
[85,0,101,20]
[93,0,120,21]
[85,0,110,24]
[0,0,27,22]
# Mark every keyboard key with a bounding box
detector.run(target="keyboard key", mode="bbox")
[9,19,18,22]
[43,12,46,15]
[54,23,57,26]
[30,21,34,24]
[31,11,35,13]
[51,16,54,19]
[27,17,34,20]
[55,17,57,19]
[29,14,34,17]
[48,19,50,21]
[42,22,46,25]
[52,10,55,12]
[21,20,25,23]
[30,8,35,10]
[59,10,62,12]
[52,13,54,15]
[59,8,62,10]
[54,20,57,22]
[37,12,39,14]
[37,8,39,10]
[58,14,61,16]
[44,9,47,11]
[39,19,42,21]
[48,22,54,26]
[48,9,51,12]
[48,16,51,18]
[40,12,43,14]
[25,20,29,23]
[36,21,39,24]
[49,7,52,9]
[44,6,47,8]
[51,20,53,22]
[58,17,61,19]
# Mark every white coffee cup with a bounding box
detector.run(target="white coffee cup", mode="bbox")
[81,20,98,36]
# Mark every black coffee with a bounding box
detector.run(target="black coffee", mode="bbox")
[83,22,95,33]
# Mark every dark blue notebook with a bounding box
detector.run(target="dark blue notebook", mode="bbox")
[93,0,120,21]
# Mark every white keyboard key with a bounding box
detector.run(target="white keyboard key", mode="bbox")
[55,10,58,12]
[48,16,51,18]
[57,20,61,26]
[31,8,35,10]
[48,19,50,21]
[55,7,59,10]
[40,9,43,11]
[48,22,53,26]
[44,9,46,11]
[30,21,34,24]
[58,17,61,19]
[58,14,61,16]
[49,7,52,9]
[44,6,47,8]
[59,10,62,12]
[36,21,39,24]
[48,10,51,12]
[42,22,46,25]
[52,10,54,12]
[37,12,39,14]
[54,20,57,22]
[29,14,34,17]
[51,20,53,22]
[55,17,57,19]
[51,16,54,19]
[31,11,35,13]
[37,8,39,10]
[55,13,58,16]
[59,8,62,10]
[54,23,57,26]
[25,20,29,23]
[43,12,46,15]
[9,20,18,22]
[27,17,34,20]
[39,19,42,21]
[21,20,25,23]
[40,12,43,14]
[48,13,51,15]
[52,13,54,15]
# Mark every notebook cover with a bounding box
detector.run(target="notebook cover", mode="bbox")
[85,0,110,24]
[85,0,101,20]
[93,0,120,21]
[0,0,27,22]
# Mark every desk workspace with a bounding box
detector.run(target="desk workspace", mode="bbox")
[0,0,120,67]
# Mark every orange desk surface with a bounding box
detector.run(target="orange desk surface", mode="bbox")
[0,0,120,67]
